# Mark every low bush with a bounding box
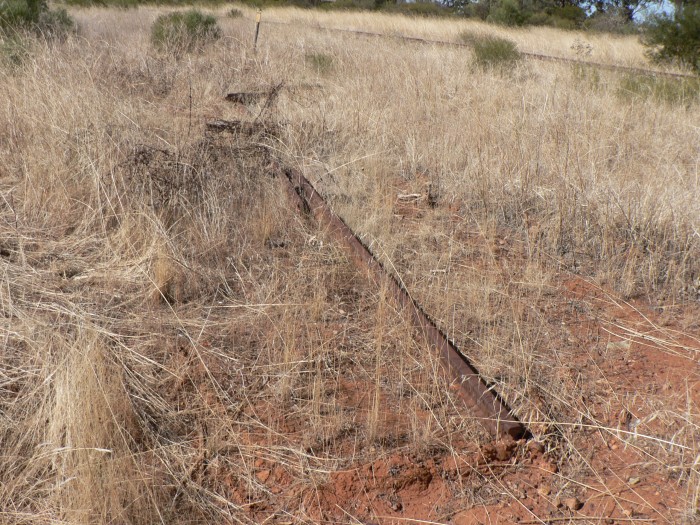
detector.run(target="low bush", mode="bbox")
[36,7,75,38]
[462,1,490,20]
[486,0,529,26]
[617,73,700,106]
[388,1,451,17]
[0,34,29,67]
[461,32,521,69]
[305,51,333,74]
[529,5,586,29]
[150,10,221,54]
[0,0,75,38]
[582,9,638,34]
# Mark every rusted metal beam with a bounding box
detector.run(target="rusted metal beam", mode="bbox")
[280,166,527,440]
[206,119,272,136]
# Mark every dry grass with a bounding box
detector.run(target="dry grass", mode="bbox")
[231,4,659,69]
[0,5,698,524]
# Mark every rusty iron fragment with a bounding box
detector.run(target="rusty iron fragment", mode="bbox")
[280,166,527,439]
[206,119,273,136]
[225,92,267,105]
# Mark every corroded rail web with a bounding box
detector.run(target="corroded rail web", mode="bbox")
[279,165,527,439]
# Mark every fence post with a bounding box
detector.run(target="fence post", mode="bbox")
[253,10,261,51]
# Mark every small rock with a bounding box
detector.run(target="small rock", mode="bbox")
[528,441,545,454]
[494,440,517,461]
[537,485,551,497]
[255,469,271,483]
[541,461,558,474]
[628,477,641,486]
[622,508,634,518]
[564,497,583,511]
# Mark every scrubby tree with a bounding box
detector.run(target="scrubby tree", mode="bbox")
[643,4,700,72]
[1,0,73,36]
[589,0,648,21]
[26,0,44,22]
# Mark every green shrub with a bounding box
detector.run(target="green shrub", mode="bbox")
[552,5,586,26]
[526,11,550,26]
[0,34,30,67]
[617,73,700,106]
[571,63,601,90]
[0,0,75,39]
[227,7,243,17]
[0,0,36,30]
[643,6,700,74]
[463,1,489,20]
[151,10,221,54]
[487,0,529,26]
[461,32,521,69]
[64,0,232,6]
[0,0,53,29]
[582,9,638,34]
[320,0,374,10]
[305,51,333,74]
[36,8,75,38]
[389,1,450,17]
[529,5,586,29]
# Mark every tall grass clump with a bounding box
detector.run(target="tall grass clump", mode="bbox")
[0,34,29,67]
[618,73,700,106]
[461,32,521,69]
[150,9,221,54]
[305,51,334,74]
[0,0,44,30]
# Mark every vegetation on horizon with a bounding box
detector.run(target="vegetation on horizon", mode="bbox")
[62,0,231,7]
[43,0,699,74]
[643,4,700,73]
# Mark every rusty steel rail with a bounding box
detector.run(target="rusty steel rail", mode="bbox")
[279,165,527,439]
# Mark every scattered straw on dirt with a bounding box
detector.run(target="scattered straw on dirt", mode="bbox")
[1,6,698,525]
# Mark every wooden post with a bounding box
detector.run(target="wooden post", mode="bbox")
[253,10,261,51]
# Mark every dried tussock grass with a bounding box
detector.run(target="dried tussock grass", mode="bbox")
[238,4,656,69]
[262,10,699,520]
[0,5,698,524]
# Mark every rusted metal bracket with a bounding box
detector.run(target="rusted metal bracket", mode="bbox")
[280,165,527,440]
